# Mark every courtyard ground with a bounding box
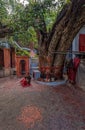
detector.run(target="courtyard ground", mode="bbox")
[0,76,85,130]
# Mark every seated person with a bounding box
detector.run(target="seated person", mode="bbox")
[25,72,31,85]
[20,77,28,87]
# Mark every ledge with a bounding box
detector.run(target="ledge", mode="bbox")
[36,80,66,87]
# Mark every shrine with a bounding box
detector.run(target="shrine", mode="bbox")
[15,55,29,77]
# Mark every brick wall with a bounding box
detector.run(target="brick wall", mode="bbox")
[4,48,10,68]
[3,48,11,76]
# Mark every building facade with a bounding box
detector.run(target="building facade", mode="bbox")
[0,41,15,77]
[72,26,85,91]
[72,26,85,58]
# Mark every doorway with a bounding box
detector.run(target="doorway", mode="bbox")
[20,60,26,75]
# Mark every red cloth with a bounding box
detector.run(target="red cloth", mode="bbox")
[73,57,80,70]
[68,69,76,82]
[20,78,31,87]
[68,58,80,83]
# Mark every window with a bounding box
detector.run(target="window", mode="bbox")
[79,34,85,52]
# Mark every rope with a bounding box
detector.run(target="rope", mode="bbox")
[40,66,63,70]
[51,50,85,55]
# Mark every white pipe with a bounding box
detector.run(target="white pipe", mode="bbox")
[14,41,31,51]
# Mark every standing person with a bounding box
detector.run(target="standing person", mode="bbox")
[66,55,80,85]
[66,59,75,84]
[73,55,80,84]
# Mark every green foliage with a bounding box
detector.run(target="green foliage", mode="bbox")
[65,0,71,3]
[0,0,67,49]
[16,49,30,56]
[9,0,59,48]
[0,0,8,23]
[0,0,17,24]
[11,0,66,33]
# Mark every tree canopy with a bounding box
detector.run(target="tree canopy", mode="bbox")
[0,0,85,78]
[0,0,67,47]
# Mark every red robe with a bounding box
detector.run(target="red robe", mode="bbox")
[68,57,80,83]
[20,78,31,87]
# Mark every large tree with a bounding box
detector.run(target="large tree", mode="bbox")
[0,0,85,78]
[24,0,85,78]
[46,0,85,78]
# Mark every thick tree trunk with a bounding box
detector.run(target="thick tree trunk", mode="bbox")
[36,31,48,70]
[52,7,85,78]
[39,0,85,79]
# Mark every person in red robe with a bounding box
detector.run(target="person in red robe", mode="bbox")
[67,56,80,85]
[20,73,31,87]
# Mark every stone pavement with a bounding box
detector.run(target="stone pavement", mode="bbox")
[0,76,85,130]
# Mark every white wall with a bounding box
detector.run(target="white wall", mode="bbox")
[72,26,85,58]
